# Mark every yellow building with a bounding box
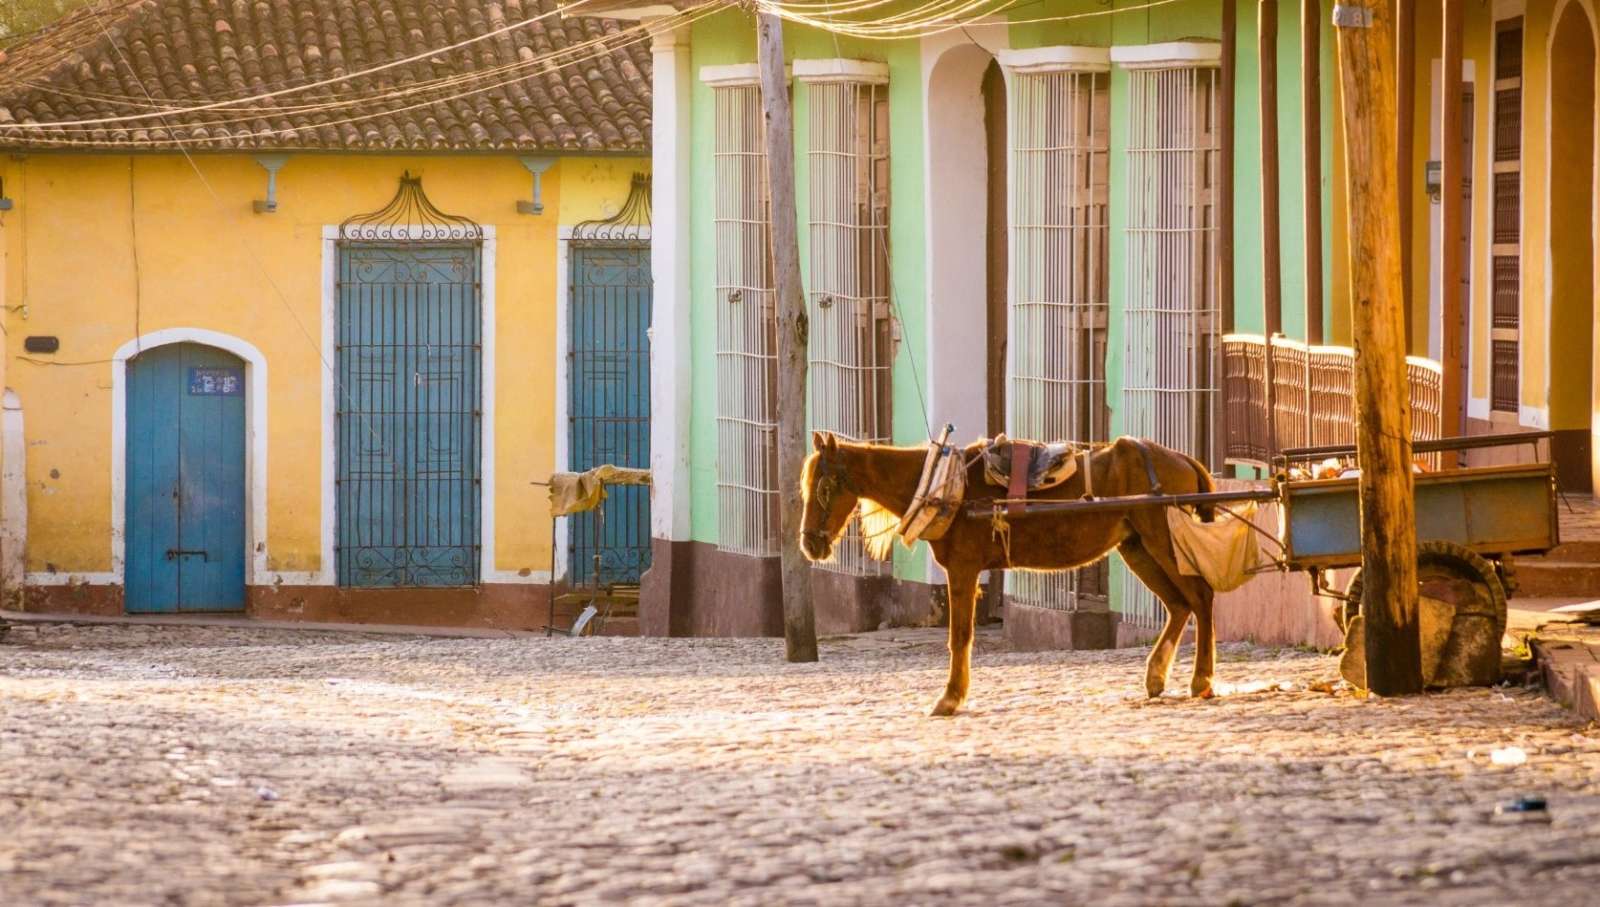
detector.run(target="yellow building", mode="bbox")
[1403,0,1599,492]
[0,0,653,628]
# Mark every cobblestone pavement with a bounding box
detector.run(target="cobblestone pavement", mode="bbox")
[3,623,1600,906]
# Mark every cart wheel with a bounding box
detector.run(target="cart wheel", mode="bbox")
[1339,540,1507,689]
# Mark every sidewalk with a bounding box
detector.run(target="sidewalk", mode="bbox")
[0,609,541,640]
[1512,598,1600,722]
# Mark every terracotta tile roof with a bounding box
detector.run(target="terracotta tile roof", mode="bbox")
[0,0,652,152]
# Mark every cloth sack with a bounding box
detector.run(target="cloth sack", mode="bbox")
[1164,502,1262,592]
[549,465,652,517]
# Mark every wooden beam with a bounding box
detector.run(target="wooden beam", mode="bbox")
[756,11,818,663]
[1333,0,1424,695]
[1396,0,1416,350]
[1441,0,1467,436]
[1260,0,1284,339]
[1303,0,1325,343]
[1221,0,1237,334]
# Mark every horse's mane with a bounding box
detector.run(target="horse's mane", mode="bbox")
[858,498,899,561]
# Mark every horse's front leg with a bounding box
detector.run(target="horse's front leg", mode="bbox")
[931,567,979,717]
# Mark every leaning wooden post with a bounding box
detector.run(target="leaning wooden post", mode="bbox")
[1333,1,1424,694]
[757,11,818,663]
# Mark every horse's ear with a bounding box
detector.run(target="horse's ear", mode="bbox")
[824,432,839,451]
[812,431,827,452]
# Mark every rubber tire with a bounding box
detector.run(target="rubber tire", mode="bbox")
[1341,540,1507,688]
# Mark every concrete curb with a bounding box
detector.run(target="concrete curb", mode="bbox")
[1530,634,1600,722]
[0,609,542,640]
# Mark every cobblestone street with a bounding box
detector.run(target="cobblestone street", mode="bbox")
[3,623,1600,906]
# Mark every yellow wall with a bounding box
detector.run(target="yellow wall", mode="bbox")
[1548,2,1597,431]
[0,153,646,578]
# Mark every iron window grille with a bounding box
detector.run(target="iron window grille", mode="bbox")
[1119,57,1221,631]
[709,75,781,557]
[334,173,484,588]
[1005,55,1112,612]
[801,64,893,577]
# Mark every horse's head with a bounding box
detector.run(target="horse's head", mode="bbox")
[800,431,858,562]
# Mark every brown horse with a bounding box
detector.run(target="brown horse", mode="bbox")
[800,432,1217,716]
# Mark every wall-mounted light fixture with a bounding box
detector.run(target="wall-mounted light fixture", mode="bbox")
[517,156,556,215]
[1425,160,1443,204]
[0,176,13,212]
[253,154,289,213]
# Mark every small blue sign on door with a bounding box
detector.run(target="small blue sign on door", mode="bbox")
[188,368,242,396]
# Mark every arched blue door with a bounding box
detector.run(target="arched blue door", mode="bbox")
[124,343,247,612]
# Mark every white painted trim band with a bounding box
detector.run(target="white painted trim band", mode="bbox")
[1110,42,1223,69]
[793,58,890,83]
[997,45,1110,74]
[700,63,780,87]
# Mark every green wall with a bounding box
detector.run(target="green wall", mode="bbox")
[686,10,930,580]
[684,1,1341,594]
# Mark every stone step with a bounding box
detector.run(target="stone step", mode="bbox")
[1543,540,1600,562]
[1514,560,1600,598]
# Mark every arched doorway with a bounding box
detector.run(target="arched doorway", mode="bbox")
[1548,1,1597,493]
[124,343,247,612]
[925,41,1003,438]
[925,40,1007,617]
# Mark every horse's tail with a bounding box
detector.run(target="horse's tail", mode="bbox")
[1187,453,1217,523]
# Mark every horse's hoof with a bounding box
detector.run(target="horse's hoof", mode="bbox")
[1145,679,1165,699]
[929,696,963,717]
[1192,684,1215,700]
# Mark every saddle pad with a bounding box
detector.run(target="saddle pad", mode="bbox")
[980,434,1080,491]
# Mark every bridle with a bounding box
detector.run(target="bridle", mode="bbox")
[803,452,857,551]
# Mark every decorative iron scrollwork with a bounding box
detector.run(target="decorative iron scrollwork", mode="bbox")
[340,171,483,243]
[571,172,651,245]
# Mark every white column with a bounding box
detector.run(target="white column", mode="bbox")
[650,23,693,542]
[1,389,26,598]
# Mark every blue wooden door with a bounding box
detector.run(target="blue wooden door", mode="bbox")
[337,243,482,587]
[125,344,247,612]
[569,244,652,584]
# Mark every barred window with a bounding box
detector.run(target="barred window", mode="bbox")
[1004,51,1112,611]
[1490,18,1523,413]
[707,71,780,555]
[799,61,892,576]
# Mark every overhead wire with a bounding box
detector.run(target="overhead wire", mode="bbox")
[0,9,713,144]
[0,0,649,130]
[0,7,718,147]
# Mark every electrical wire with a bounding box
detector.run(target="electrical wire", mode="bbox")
[0,0,668,131]
[0,7,715,146]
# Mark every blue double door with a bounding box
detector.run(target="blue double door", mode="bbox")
[124,343,247,612]
[336,243,482,587]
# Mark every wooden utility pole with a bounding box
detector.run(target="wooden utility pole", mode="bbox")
[1333,0,1424,695]
[1440,0,1466,436]
[757,11,818,663]
[1302,0,1324,344]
